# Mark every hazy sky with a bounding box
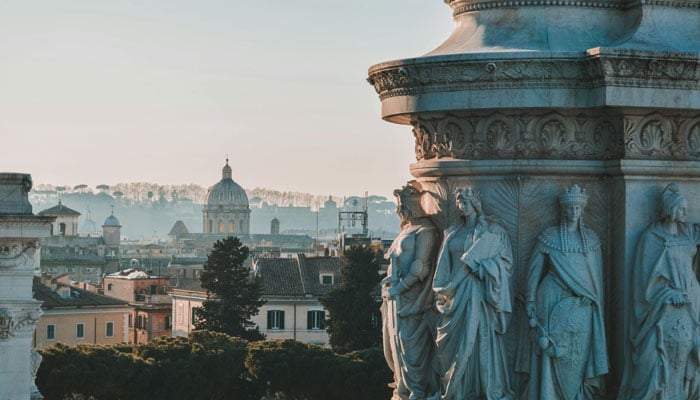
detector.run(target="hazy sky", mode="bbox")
[0,1,452,199]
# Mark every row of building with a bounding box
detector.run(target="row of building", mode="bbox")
[30,161,382,349]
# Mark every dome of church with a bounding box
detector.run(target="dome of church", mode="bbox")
[103,213,121,227]
[206,160,249,208]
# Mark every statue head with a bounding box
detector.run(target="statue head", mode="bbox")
[559,184,588,223]
[454,187,483,219]
[661,183,688,223]
[393,183,425,222]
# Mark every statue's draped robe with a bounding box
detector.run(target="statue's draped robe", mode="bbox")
[432,220,513,400]
[619,221,700,400]
[517,226,608,400]
[382,222,438,400]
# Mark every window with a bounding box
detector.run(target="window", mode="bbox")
[59,223,66,235]
[150,285,157,295]
[136,315,146,329]
[267,310,285,330]
[192,307,202,325]
[218,221,224,233]
[76,323,84,339]
[46,324,55,340]
[228,222,234,233]
[66,267,75,273]
[107,283,113,291]
[105,321,114,337]
[128,314,132,327]
[320,274,333,285]
[307,310,325,330]
[165,316,172,329]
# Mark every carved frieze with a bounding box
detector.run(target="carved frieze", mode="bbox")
[0,242,36,269]
[368,53,700,100]
[411,110,625,161]
[411,110,700,161]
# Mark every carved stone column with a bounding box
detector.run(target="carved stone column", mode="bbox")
[0,173,53,399]
[369,2,700,398]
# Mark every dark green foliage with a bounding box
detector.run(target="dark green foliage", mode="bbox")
[320,245,382,353]
[195,236,265,341]
[37,331,257,400]
[36,333,391,400]
[246,340,391,400]
[37,343,151,400]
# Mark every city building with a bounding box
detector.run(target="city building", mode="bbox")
[38,203,122,283]
[33,275,131,349]
[103,269,172,344]
[203,159,251,235]
[171,254,340,347]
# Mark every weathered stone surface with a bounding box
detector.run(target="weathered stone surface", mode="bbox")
[371,1,700,398]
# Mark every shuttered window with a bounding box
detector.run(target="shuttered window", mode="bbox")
[307,310,325,330]
[267,310,285,330]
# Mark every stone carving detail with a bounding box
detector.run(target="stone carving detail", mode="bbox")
[517,184,608,399]
[432,187,514,399]
[368,52,700,100]
[0,242,36,269]
[0,307,42,341]
[381,182,439,400]
[618,183,700,399]
[410,111,700,161]
[0,308,13,340]
[411,111,624,161]
[368,58,600,100]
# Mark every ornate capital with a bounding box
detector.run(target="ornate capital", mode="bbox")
[0,307,43,341]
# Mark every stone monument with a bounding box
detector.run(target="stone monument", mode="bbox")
[369,1,700,398]
[0,173,53,399]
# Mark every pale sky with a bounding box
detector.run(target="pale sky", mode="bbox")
[0,1,452,199]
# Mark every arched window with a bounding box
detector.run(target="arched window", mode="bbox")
[218,221,224,233]
[208,220,213,233]
[229,222,234,233]
[59,223,66,235]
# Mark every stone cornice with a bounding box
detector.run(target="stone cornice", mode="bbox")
[368,51,700,102]
[368,56,602,101]
[446,0,700,14]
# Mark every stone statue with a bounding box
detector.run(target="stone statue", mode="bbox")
[381,182,439,400]
[518,184,608,399]
[432,187,514,400]
[618,183,700,399]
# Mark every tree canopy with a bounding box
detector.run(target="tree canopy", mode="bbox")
[194,236,265,341]
[321,245,382,353]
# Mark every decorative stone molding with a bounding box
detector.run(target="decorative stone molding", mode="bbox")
[0,307,42,341]
[368,58,601,100]
[411,110,624,161]
[0,242,36,269]
[368,52,700,101]
[410,110,700,162]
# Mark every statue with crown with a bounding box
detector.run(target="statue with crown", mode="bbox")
[517,184,608,400]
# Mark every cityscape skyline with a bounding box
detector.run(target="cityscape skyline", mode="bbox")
[0,1,451,199]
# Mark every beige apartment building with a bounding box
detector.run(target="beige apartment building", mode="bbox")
[33,277,131,349]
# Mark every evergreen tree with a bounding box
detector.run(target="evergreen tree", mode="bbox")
[195,236,265,341]
[321,245,382,353]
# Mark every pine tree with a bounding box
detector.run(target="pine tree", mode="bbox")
[195,236,265,341]
[321,245,382,353]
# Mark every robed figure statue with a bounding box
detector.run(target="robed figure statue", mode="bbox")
[432,187,514,400]
[618,183,700,399]
[381,183,439,400]
[518,184,608,400]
